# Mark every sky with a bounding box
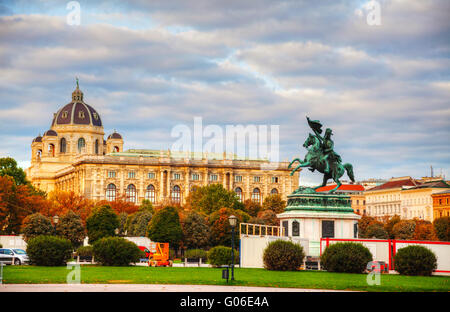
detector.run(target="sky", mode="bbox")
[0,0,449,186]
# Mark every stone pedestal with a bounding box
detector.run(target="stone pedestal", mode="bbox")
[277,187,361,256]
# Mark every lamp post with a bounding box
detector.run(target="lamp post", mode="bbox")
[228,215,237,281]
[53,215,59,233]
[115,228,119,236]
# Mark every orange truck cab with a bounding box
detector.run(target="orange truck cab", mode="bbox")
[144,242,172,267]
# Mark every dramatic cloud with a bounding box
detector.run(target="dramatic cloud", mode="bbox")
[0,0,449,185]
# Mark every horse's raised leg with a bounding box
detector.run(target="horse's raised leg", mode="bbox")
[328,178,342,193]
[288,158,301,169]
[314,174,329,191]
[289,161,310,176]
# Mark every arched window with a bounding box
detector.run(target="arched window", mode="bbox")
[271,188,278,195]
[252,188,261,203]
[235,187,243,202]
[95,139,99,155]
[78,138,85,153]
[113,146,119,152]
[48,143,55,157]
[171,185,181,204]
[60,138,66,153]
[145,184,156,204]
[126,184,137,203]
[106,184,116,201]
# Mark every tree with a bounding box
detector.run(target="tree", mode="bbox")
[433,216,450,241]
[392,220,416,240]
[186,184,241,215]
[365,222,388,239]
[384,215,401,239]
[0,176,50,234]
[139,199,154,214]
[243,199,262,217]
[0,157,28,186]
[208,207,250,247]
[182,211,210,249]
[413,219,435,241]
[127,209,153,237]
[147,206,183,251]
[95,196,138,215]
[47,190,93,223]
[21,213,54,242]
[55,211,86,249]
[262,194,286,214]
[250,209,279,226]
[86,205,120,244]
[358,215,378,238]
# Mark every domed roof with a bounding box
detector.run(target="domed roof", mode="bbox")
[32,135,42,143]
[107,132,122,140]
[43,130,58,137]
[51,82,102,128]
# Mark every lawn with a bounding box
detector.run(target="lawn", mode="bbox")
[2,266,449,292]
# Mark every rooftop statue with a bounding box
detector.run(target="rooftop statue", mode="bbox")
[288,116,355,193]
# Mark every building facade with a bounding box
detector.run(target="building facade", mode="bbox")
[26,84,299,206]
[432,190,450,219]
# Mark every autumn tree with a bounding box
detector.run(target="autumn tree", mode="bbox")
[262,194,286,214]
[47,190,93,223]
[96,196,139,215]
[392,220,416,240]
[413,219,435,241]
[384,215,401,239]
[358,215,378,238]
[243,199,262,217]
[208,207,251,247]
[182,211,210,249]
[433,216,450,241]
[365,222,388,239]
[186,184,241,215]
[250,209,279,226]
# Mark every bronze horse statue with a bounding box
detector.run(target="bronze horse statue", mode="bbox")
[288,133,355,193]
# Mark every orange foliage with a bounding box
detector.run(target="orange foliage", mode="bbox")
[96,195,139,215]
[47,190,93,223]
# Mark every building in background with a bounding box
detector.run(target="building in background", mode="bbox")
[26,84,299,206]
[432,190,450,219]
[316,184,366,215]
[357,179,387,190]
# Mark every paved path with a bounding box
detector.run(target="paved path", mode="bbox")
[0,283,352,292]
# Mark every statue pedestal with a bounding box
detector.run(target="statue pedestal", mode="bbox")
[277,187,361,256]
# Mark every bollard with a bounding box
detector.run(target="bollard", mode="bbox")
[184,258,187,267]
[199,258,202,267]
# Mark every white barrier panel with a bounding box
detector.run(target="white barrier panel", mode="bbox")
[0,235,27,249]
[320,239,391,265]
[395,241,450,272]
[124,237,152,247]
[240,235,309,268]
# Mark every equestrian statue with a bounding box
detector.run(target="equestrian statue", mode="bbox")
[288,117,355,193]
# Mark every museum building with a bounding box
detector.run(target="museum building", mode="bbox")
[26,84,299,206]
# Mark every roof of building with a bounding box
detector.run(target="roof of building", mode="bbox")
[107,132,122,140]
[316,184,365,193]
[408,180,450,189]
[32,135,42,143]
[43,129,58,136]
[432,189,450,195]
[366,176,417,192]
[51,85,102,128]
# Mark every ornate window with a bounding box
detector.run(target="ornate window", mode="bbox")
[148,172,156,179]
[78,111,85,119]
[171,185,181,204]
[95,139,99,155]
[234,175,242,182]
[113,146,119,152]
[126,184,137,203]
[252,188,261,203]
[145,185,156,204]
[173,173,181,180]
[253,176,261,183]
[107,171,116,178]
[128,171,136,179]
[235,187,243,202]
[271,188,278,195]
[77,138,85,153]
[209,174,218,182]
[48,144,55,157]
[292,221,300,236]
[62,111,68,118]
[60,138,66,153]
[271,176,279,183]
[106,183,116,201]
[191,173,200,181]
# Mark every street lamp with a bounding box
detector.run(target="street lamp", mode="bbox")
[228,215,238,281]
[53,215,59,233]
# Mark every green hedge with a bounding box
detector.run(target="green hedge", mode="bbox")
[93,237,144,266]
[207,246,239,267]
[320,242,373,273]
[185,249,207,259]
[26,235,72,266]
[76,245,94,258]
[394,245,437,276]
[263,240,305,271]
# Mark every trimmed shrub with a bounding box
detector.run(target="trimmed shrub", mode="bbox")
[433,216,450,241]
[263,240,305,271]
[321,242,373,273]
[185,249,207,260]
[76,245,93,259]
[93,237,144,266]
[394,245,437,276]
[86,205,120,244]
[27,235,72,266]
[56,211,86,249]
[147,206,183,250]
[207,246,239,267]
[21,213,54,242]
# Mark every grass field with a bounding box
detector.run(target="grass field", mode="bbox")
[2,265,449,292]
